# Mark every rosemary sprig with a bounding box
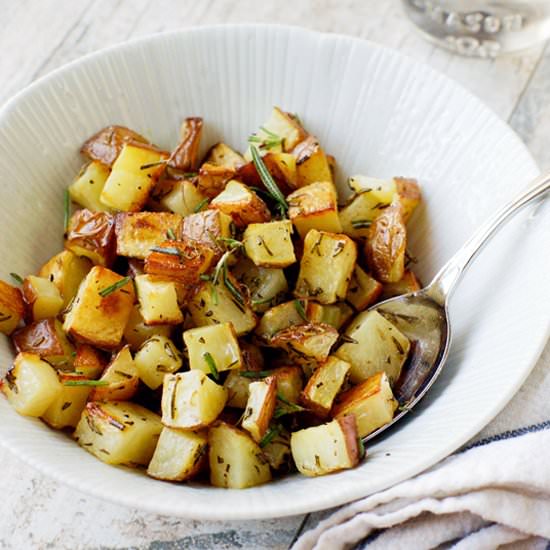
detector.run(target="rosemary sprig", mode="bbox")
[223,263,244,305]
[140,159,168,170]
[250,146,288,216]
[166,228,177,240]
[194,197,210,213]
[63,380,109,387]
[203,351,219,381]
[9,273,23,285]
[248,127,283,151]
[351,219,372,229]
[259,425,281,448]
[98,276,132,298]
[63,189,70,233]
[273,393,306,418]
[239,370,274,379]
[293,300,308,322]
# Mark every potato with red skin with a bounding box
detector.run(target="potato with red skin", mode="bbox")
[365,198,407,283]
[167,117,203,172]
[395,177,421,223]
[65,209,116,267]
[242,376,277,443]
[80,125,149,167]
[179,210,234,260]
[73,344,107,379]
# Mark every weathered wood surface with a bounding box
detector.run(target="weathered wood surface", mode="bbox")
[1,1,548,548]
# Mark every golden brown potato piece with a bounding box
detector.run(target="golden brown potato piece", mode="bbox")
[395,177,421,223]
[22,276,64,321]
[144,239,215,285]
[261,107,307,152]
[38,250,92,308]
[167,117,203,172]
[365,199,407,283]
[65,209,116,267]
[62,266,135,350]
[204,142,246,170]
[73,344,107,379]
[209,180,271,227]
[179,210,234,260]
[242,376,277,443]
[197,163,236,198]
[0,280,25,335]
[346,266,383,311]
[271,366,304,403]
[380,269,422,301]
[292,135,333,188]
[115,212,182,260]
[12,318,74,368]
[80,125,149,167]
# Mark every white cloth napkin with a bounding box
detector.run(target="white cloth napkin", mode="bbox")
[294,341,550,550]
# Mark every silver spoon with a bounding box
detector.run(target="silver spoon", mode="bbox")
[364,173,550,442]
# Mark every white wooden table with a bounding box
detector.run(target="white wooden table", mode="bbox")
[1,1,549,548]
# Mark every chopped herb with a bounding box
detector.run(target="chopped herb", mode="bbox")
[258,236,273,256]
[203,352,219,381]
[139,159,168,170]
[223,264,244,305]
[273,393,306,418]
[351,219,372,229]
[166,228,177,240]
[217,237,243,250]
[194,197,210,213]
[239,370,274,379]
[293,300,308,322]
[259,425,281,448]
[63,189,70,233]
[357,437,366,459]
[9,273,23,285]
[149,246,182,257]
[98,276,132,298]
[251,296,274,306]
[199,274,211,281]
[405,250,418,266]
[339,334,358,345]
[332,242,345,257]
[183,172,198,178]
[248,127,283,151]
[250,146,288,216]
[373,202,390,210]
[63,380,109,387]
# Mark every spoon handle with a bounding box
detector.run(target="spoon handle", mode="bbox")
[427,172,550,305]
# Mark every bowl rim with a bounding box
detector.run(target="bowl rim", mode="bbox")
[0,23,547,520]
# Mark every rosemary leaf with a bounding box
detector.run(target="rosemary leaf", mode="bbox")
[149,246,182,257]
[293,300,308,322]
[239,370,274,379]
[357,437,366,459]
[166,228,177,240]
[203,351,219,381]
[194,197,210,213]
[351,219,372,229]
[63,380,109,387]
[223,264,244,305]
[250,146,288,215]
[9,273,23,285]
[259,425,280,448]
[98,276,132,298]
[139,159,168,170]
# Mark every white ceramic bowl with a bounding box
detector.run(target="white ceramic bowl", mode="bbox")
[0,24,548,520]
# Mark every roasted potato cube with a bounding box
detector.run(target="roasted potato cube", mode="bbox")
[134,274,183,326]
[2,352,62,417]
[365,199,406,283]
[69,161,111,212]
[290,416,360,477]
[134,335,182,390]
[287,181,342,238]
[0,280,25,334]
[179,210,234,260]
[209,180,271,227]
[208,422,271,488]
[301,356,350,416]
[65,209,116,267]
[319,302,354,330]
[233,259,288,313]
[197,163,236,198]
[123,305,172,351]
[188,278,257,336]
[13,318,74,368]
[63,266,134,349]
[380,269,422,301]
[339,176,397,238]
[243,220,296,268]
[115,212,182,259]
[161,371,228,429]
[147,427,208,481]
[255,300,322,341]
[242,376,277,443]
[292,135,333,188]
[237,152,298,195]
[395,177,421,223]
[272,366,303,403]
[89,345,139,401]
[80,125,149,167]
[184,323,242,376]
[144,239,215,286]
[224,370,254,408]
[261,426,292,470]
[204,142,246,169]
[167,117,203,172]
[100,143,169,212]
[73,344,107,379]
[335,310,410,384]
[270,323,339,365]
[295,230,357,304]
[333,372,398,438]
[346,266,383,311]
[74,401,162,466]
[159,179,207,216]
[261,107,306,152]
[22,275,64,321]
[38,250,92,307]
[42,372,91,429]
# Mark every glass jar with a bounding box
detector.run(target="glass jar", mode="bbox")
[401,1,550,57]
